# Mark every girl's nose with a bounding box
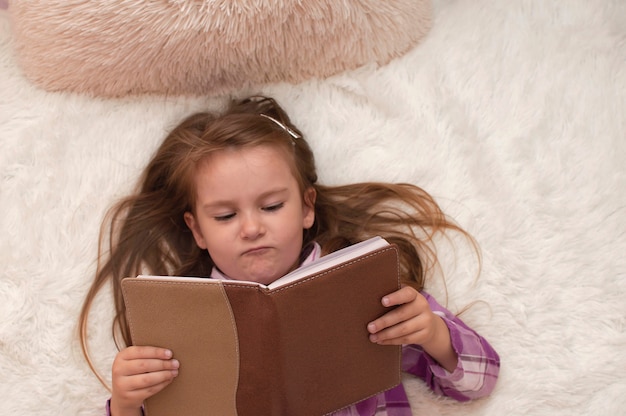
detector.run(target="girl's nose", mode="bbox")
[240,213,264,240]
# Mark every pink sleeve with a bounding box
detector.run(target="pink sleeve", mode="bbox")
[401,292,500,401]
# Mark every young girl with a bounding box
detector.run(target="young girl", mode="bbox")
[79,96,500,416]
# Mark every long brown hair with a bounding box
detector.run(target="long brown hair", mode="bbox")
[79,96,478,389]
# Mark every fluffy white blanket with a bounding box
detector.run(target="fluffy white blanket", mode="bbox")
[1,1,624,415]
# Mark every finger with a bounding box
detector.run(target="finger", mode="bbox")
[367,295,426,335]
[122,357,180,377]
[123,368,179,392]
[141,377,177,397]
[368,305,408,334]
[120,346,174,361]
[380,286,418,308]
[113,373,177,406]
[369,316,432,345]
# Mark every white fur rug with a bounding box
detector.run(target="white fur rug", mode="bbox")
[1,1,625,415]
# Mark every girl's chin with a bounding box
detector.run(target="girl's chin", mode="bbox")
[229,260,298,285]
[235,276,278,286]
[233,269,285,286]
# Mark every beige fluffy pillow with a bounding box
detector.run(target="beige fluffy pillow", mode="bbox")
[9,1,432,97]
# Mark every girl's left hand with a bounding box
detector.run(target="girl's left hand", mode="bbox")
[367,285,458,372]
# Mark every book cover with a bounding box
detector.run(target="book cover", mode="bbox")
[121,238,402,416]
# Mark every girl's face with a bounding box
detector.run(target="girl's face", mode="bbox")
[184,145,316,285]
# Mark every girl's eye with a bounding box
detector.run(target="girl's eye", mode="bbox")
[263,202,284,212]
[214,213,236,222]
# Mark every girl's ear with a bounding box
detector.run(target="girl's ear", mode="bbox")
[184,212,208,249]
[302,187,316,230]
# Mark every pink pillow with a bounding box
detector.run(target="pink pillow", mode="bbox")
[10,1,432,97]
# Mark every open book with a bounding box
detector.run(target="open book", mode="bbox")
[121,237,401,416]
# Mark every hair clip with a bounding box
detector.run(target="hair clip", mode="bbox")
[259,113,301,140]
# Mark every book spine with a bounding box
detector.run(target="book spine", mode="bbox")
[222,285,287,415]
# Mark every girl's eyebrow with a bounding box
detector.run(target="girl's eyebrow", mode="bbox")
[201,188,289,209]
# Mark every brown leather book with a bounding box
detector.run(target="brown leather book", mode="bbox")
[121,238,401,416]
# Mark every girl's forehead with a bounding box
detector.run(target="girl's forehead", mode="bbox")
[191,150,301,208]
[188,142,307,205]
[201,144,291,170]
[194,145,297,187]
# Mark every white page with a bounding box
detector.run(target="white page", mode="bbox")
[267,236,389,289]
[138,236,389,290]
[136,274,261,285]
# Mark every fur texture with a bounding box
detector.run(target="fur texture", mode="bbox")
[8,0,431,97]
[1,1,625,415]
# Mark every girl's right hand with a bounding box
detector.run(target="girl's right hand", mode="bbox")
[110,346,179,416]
